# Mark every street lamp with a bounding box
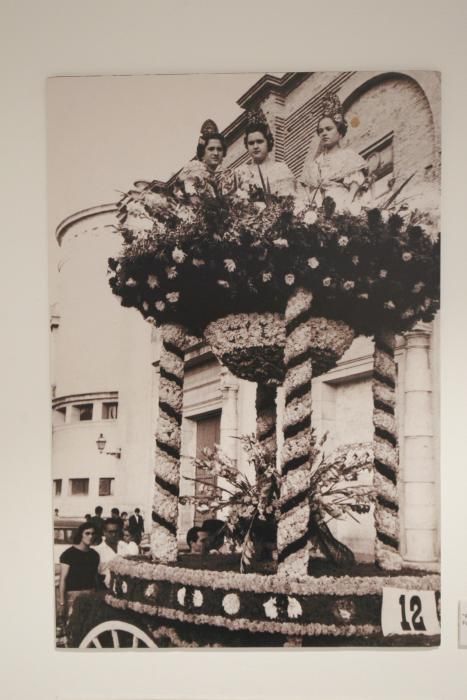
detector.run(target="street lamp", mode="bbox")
[96,433,121,459]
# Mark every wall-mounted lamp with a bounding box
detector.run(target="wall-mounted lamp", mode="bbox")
[96,433,121,459]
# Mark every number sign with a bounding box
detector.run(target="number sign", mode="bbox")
[381,587,440,636]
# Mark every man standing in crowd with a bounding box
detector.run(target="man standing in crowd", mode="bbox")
[92,518,120,587]
[89,505,104,544]
[129,507,145,545]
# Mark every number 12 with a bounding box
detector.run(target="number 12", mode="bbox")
[399,594,426,632]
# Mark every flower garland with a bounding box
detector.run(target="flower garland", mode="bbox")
[108,557,440,597]
[105,594,382,639]
[108,187,440,340]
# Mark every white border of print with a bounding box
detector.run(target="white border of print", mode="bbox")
[3,1,467,699]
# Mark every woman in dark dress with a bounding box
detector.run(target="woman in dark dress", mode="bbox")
[58,522,99,620]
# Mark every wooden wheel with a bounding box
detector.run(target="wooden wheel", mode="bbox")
[79,620,157,648]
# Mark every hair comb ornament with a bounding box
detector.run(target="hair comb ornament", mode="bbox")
[246,107,269,130]
[321,92,346,126]
[198,119,219,148]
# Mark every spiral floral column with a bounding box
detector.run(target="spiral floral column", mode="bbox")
[151,323,187,562]
[256,383,277,473]
[372,329,402,571]
[277,288,313,577]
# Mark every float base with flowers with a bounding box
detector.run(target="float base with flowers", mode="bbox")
[78,180,441,648]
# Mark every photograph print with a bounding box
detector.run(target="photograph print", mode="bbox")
[49,70,440,649]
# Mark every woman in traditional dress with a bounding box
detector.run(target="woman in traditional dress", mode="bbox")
[301,93,368,213]
[176,119,227,198]
[235,108,295,198]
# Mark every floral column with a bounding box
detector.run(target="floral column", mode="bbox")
[277,288,313,577]
[372,329,402,571]
[151,323,187,562]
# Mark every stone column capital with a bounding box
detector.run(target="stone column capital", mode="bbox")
[404,322,432,348]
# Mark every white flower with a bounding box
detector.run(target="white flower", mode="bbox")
[145,583,156,598]
[323,277,332,287]
[193,590,204,607]
[402,252,413,262]
[358,293,369,300]
[176,205,195,223]
[274,238,289,248]
[155,301,166,311]
[147,274,159,289]
[263,597,278,619]
[166,292,179,303]
[172,247,186,264]
[284,273,295,286]
[402,308,415,319]
[126,215,153,234]
[307,257,319,269]
[177,587,186,606]
[413,281,425,293]
[126,201,146,216]
[166,267,178,279]
[223,593,240,615]
[144,192,166,209]
[304,209,318,225]
[121,581,128,594]
[125,277,138,287]
[262,272,272,282]
[224,258,236,272]
[352,255,359,265]
[217,280,230,288]
[234,188,249,201]
[287,597,302,619]
[384,300,396,310]
[338,236,349,247]
[254,201,267,212]
[192,258,205,267]
[379,269,388,279]
[142,301,149,311]
[343,280,355,291]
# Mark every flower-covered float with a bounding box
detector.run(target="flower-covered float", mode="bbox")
[70,173,440,648]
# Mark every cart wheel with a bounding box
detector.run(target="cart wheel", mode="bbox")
[79,620,157,648]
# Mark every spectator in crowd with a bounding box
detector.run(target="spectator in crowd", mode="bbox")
[54,508,60,519]
[92,518,120,587]
[186,526,209,555]
[58,522,99,621]
[121,511,130,530]
[84,513,91,522]
[201,519,229,553]
[117,529,139,556]
[111,507,124,535]
[89,505,104,544]
[129,507,145,545]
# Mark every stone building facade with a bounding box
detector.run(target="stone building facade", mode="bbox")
[51,70,440,568]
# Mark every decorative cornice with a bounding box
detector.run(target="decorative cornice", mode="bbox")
[52,390,118,409]
[56,203,118,245]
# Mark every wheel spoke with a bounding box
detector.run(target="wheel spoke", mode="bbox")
[92,637,102,648]
[111,630,120,648]
[132,635,139,648]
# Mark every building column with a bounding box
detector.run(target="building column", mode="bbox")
[402,322,438,566]
[219,367,239,463]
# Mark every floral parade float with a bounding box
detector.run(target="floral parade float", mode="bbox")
[70,161,440,648]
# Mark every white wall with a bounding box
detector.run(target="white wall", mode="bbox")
[3,2,467,699]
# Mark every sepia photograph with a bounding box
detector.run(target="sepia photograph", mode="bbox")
[48,70,441,649]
